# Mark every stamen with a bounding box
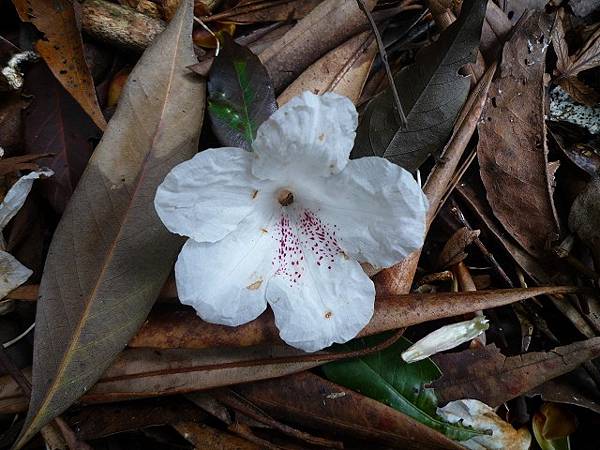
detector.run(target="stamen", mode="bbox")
[277,189,294,206]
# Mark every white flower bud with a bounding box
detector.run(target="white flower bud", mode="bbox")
[401,316,489,363]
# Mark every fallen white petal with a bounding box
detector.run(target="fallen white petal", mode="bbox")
[0,168,54,232]
[437,399,531,450]
[0,250,32,300]
[401,316,489,363]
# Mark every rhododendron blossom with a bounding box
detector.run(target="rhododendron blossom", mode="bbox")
[154,91,427,352]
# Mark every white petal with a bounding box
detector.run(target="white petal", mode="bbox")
[265,207,375,352]
[0,168,53,232]
[401,316,489,363]
[155,147,271,243]
[252,92,358,181]
[437,399,532,450]
[295,157,428,268]
[0,251,32,299]
[175,200,279,326]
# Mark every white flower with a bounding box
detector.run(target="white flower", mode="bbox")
[402,315,489,362]
[437,399,531,450]
[154,91,428,352]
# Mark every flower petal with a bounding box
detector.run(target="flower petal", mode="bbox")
[155,147,270,243]
[252,91,358,181]
[296,157,428,268]
[175,201,278,326]
[265,208,375,352]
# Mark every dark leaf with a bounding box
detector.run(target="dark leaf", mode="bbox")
[352,0,487,171]
[13,1,206,447]
[23,62,99,214]
[322,334,482,441]
[208,35,276,150]
[430,338,600,407]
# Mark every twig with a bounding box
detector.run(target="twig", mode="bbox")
[355,0,407,127]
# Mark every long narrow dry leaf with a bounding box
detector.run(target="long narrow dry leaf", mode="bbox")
[14,1,205,447]
[259,0,375,91]
[431,337,600,407]
[128,286,581,349]
[12,0,107,129]
[277,31,377,105]
[0,345,321,414]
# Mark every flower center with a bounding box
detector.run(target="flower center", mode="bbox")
[277,188,294,206]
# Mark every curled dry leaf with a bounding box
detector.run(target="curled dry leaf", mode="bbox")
[13,1,206,447]
[438,227,481,269]
[12,0,107,130]
[278,31,377,105]
[549,122,600,176]
[128,286,582,349]
[477,11,559,257]
[259,0,375,91]
[430,337,600,407]
[352,0,487,171]
[235,372,463,449]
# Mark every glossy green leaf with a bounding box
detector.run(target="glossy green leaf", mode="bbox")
[322,334,483,441]
[208,35,277,150]
[352,0,487,171]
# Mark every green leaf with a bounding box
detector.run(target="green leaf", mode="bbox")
[352,0,487,171]
[322,334,484,441]
[208,34,277,150]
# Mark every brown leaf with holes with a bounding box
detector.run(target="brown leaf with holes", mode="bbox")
[477,11,559,257]
[12,0,107,129]
[431,337,600,407]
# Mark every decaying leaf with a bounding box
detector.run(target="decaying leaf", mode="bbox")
[12,0,107,129]
[208,35,277,150]
[259,0,375,91]
[23,62,100,214]
[174,422,262,449]
[323,335,483,440]
[13,1,206,447]
[235,371,463,449]
[352,0,487,171]
[430,338,600,407]
[207,0,323,24]
[437,399,532,450]
[549,121,600,176]
[278,31,377,105]
[477,11,559,257]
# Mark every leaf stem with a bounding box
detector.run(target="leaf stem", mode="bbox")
[355,0,407,128]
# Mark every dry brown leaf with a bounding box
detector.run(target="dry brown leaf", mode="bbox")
[437,227,481,269]
[128,287,581,349]
[477,11,559,257]
[431,337,600,407]
[235,372,463,450]
[278,31,376,105]
[12,0,106,130]
[259,0,375,91]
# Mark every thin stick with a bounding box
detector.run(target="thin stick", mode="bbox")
[355,0,407,127]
